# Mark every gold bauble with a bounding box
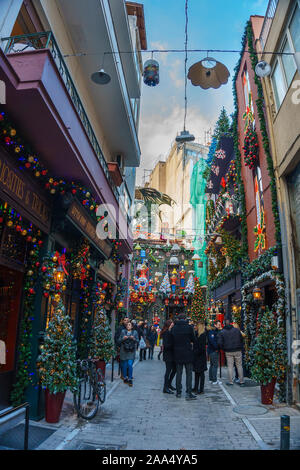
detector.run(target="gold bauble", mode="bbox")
[10,129,16,136]
[52,256,57,262]
[49,178,54,184]
[54,294,60,301]
[27,270,33,276]
[50,189,56,194]
[86,192,90,198]
[45,283,50,290]
[32,238,37,243]
[28,156,34,163]
[21,230,27,236]
[62,285,67,291]
[35,171,40,177]
[7,220,13,227]
[29,250,35,256]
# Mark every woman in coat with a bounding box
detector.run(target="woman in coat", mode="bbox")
[161,319,176,394]
[119,321,139,387]
[192,322,207,394]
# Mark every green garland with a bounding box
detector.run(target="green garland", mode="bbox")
[245,23,282,247]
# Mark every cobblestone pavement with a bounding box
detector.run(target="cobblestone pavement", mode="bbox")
[33,348,300,451]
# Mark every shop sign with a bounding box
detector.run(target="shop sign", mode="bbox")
[0,150,51,232]
[67,200,112,259]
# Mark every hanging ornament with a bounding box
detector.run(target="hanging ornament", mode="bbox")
[188,57,230,89]
[143,58,159,87]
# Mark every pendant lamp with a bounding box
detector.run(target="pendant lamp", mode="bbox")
[176,0,195,144]
[188,57,230,89]
[91,53,111,85]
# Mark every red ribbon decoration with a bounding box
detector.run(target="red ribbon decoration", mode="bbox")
[54,251,69,275]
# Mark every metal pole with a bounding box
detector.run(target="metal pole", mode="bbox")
[24,404,29,451]
[219,350,222,378]
[111,357,114,382]
[280,415,290,450]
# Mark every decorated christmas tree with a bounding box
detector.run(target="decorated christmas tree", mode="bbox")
[89,306,115,362]
[185,274,195,294]
[190,277,206,324]
[250,307,287,386]
[37,298,77,394]
[212,107,231,140]
[159,272,171,295]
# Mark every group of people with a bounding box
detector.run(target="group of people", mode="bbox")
[160,314,246,400]
[114,313,246,397]
[114,317,158,386]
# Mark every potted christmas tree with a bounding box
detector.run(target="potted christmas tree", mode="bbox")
[37,298,77,423]
[190,277,206,324]
[89,306,115,378]
[250,307,286,405]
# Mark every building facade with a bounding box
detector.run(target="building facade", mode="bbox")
[0,0,147,417]
[258,0,300,405]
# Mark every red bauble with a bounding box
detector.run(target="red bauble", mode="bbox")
[29,288,35,295]
[27,236,32,242]
[0,217,3,223]
[25,163,31,169]
[72,189,77,195]
[43,292,49,298]
[4,136,11,143]
[16,225,21,232]
[38,240,43,246]
[35,262,40,267]
[41,170,47,176]
[41,266,47,273]
[55,284,60,291]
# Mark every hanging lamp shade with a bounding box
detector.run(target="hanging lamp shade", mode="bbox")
[188,57,230,89]
[175,130,195,143]
[143,59,159,86]
[91,68,111,85]
[192,253,201,261]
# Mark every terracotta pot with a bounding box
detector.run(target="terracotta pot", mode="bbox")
[45,389,66,423]
[95,360,106,378]
[261,378,276,405]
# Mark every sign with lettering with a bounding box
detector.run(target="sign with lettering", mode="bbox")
[0,150,51,232]
[67,200,112,259]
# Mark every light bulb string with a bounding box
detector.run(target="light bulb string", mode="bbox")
[63,49,295,58]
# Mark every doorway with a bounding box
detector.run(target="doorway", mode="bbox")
[0,266,23,409]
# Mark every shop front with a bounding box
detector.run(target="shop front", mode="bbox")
[0,145,51,410]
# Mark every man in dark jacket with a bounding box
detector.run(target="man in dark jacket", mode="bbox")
[171,313,196,400]
[207,321,222,385]
[217,319,245,386]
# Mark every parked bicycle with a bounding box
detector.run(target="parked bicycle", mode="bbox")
[73,358,106,420]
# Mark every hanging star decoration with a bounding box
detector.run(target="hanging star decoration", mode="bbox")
[242,92,255,132]
[253,209,266,252]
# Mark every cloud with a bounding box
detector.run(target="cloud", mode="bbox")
[168,59,185,89]
[136,103,214,186]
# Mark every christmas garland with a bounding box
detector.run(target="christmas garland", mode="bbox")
[242,123,259,169]
[1,204,45,405]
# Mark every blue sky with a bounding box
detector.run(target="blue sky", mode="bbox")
[137,0,267,185]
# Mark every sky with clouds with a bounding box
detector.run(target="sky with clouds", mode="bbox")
[136,0,268,186]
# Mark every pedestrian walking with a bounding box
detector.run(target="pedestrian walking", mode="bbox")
[146,325,158,359]
[217,319,245,387]
[138,321,147,361]
[192,322,207,394]
[171,312,197,400]
[160,320,176,394]
[157,334,163,360]
[207,320,222,385]
[119,321,139,387]
[115,317,129,379]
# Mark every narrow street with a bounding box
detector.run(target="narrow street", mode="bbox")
[35,349,300,451]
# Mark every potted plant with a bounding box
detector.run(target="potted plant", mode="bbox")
[250,307,286,405]
[37,298,77,423]
[89,305,115,378]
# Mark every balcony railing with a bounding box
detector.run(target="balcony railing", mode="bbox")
[259,0,279,51]
[1,31,120,203]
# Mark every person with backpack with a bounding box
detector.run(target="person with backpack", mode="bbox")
[146,325,158,359]
[119,321,139,387]
[217,319,245,387]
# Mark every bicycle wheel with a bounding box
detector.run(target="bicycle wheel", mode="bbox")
[73,376,99,420]
[96,368,106,404]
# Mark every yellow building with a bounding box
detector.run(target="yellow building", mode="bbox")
[146,141,209,244]
[258,0,300,404]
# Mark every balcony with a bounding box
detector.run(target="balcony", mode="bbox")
[2,31,119,200]
[259,0,279,51]
[206,193,241,240]
[0,33,132,253]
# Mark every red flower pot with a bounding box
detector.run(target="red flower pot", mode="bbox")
[261,378,276,405]
[95,360,106,378]
[45,389,66,423]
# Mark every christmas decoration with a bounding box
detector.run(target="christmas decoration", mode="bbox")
[190,277,206,323]
[159,272,171,295]
[242,123,259,169]
[89,305,115,362]
[37,297,77,394]
[185,274,195,294]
